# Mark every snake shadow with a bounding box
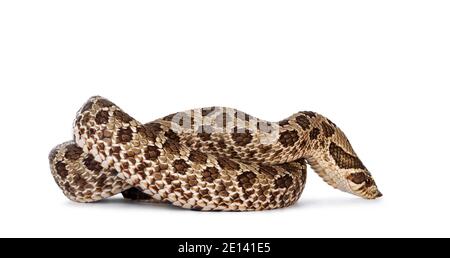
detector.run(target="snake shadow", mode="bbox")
[65,195,383,212]
[65,198,185,211]
[293,196,383,210]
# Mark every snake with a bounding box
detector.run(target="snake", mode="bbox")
[49,96,381,211]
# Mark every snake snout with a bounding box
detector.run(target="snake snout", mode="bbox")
[362,189,383,200]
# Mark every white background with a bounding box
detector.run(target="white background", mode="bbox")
[0,1,449,237]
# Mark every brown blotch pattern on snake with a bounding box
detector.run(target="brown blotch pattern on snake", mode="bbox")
[64,145,83,160]
[279,130,299,147]
[309,127,320,140]
[322,121,335,138]
[163,139,181,154]
[55,161,68,179]
[329,142,366,169]
[237,171,257,189]
[83,154,103,172]
[275,175,293,189]
[144,146,160,161]
[95,110,110,124]
[173,159,190,175]
[140,123,162,142]
[295,115,310,130]
[188,150,208,164]
[202,167,220,183]
[231,127,253,146]
[117,127,133,143]
[165,129,180,142]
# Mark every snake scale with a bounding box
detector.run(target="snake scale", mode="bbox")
[49,96,381,211]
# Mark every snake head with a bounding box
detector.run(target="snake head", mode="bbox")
[346,171,382,199]
[308,123,382,200]
[325,127,383,199]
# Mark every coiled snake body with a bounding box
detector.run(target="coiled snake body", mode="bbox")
[49,96,381,211]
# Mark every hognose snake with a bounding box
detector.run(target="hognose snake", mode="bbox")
[49,96,381,211]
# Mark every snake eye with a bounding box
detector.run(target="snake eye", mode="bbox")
[365,177,374,187]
